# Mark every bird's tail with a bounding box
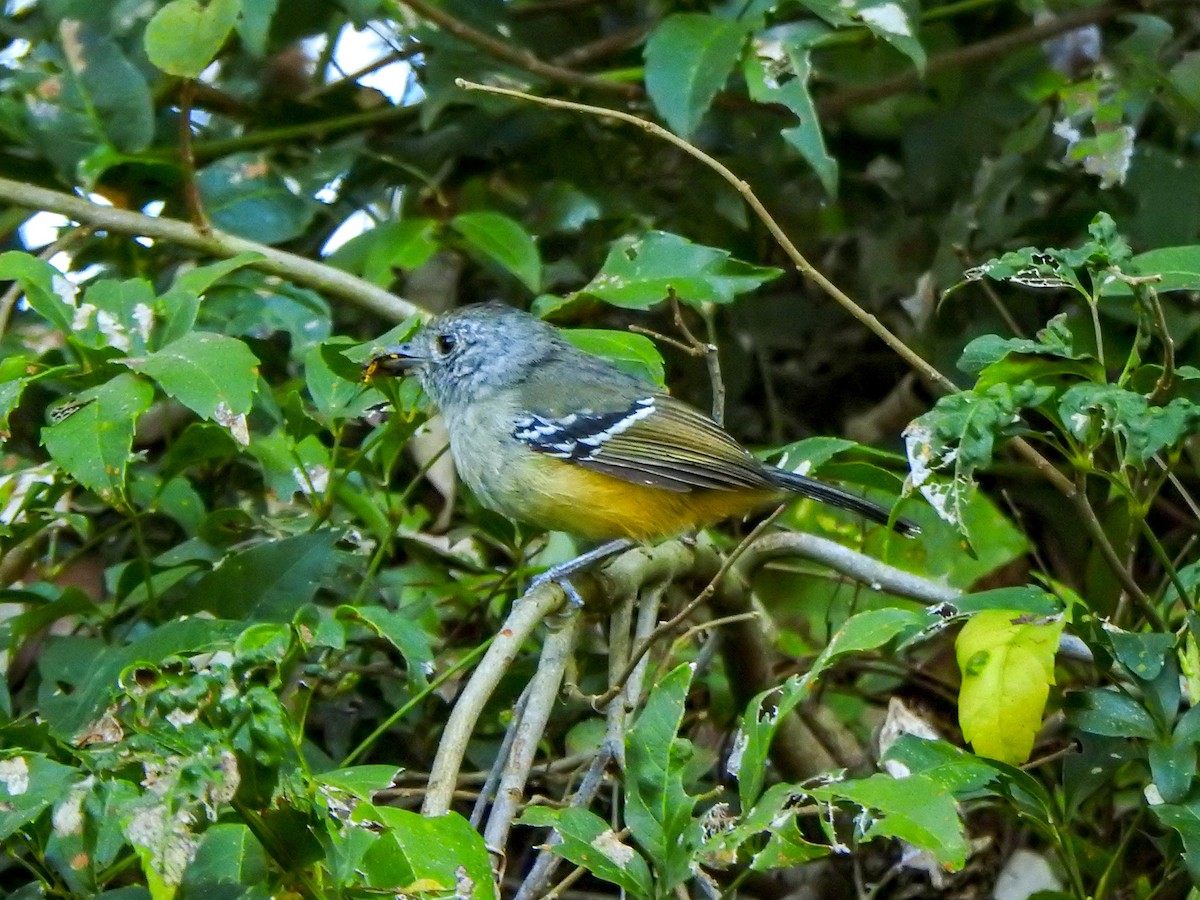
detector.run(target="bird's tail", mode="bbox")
[765,467,919,536]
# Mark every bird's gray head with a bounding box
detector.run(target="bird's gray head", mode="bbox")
[370,303,567,410]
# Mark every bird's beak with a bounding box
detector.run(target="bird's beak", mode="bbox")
[362,343,426,381]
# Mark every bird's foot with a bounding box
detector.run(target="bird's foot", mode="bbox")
[520,539,635,607]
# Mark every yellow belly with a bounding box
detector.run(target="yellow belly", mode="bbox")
[507,454,779,541]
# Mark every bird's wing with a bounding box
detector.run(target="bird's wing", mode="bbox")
[512,392,771,493]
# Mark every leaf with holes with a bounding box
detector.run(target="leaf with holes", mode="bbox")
[41,374,153,505]
[581,231,781,308]
[121,332,259,424]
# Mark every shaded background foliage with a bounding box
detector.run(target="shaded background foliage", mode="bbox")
[1,0,1200,896]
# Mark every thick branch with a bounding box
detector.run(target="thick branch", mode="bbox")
[0,176,420,323]
[422,582,566,817]
[482,608,581,858]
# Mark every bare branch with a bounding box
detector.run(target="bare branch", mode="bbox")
[0,176,420,323]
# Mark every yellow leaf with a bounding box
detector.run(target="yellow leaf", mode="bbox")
[956,609,1064,764]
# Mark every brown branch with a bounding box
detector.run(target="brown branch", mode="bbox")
[303,44,423,102]
[388,0,640,97]
[178,81,211,235]
[818,5,1124,118]
[0,176,420,323]
[550,23,652,69]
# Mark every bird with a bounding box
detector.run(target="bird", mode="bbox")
[363,303,917,566]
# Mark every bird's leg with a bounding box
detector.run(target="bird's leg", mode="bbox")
[524,539,635,606]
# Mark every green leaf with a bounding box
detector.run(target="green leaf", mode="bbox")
[0,251,77,334]
[59,21,154,154]
[315,766,403,801]
[37,618,244,737]
[236,0,279,57]
[121,331,260,427]
[171,252,266,296]
[144,0,241,78]
[518,806,654,896]
[808,773,967,868]
[73,277,157,353]
[580,231,782,308]
[735,608,931,806]
[644,13,749,138]
[624,663,700,891]
[956,610,1063,764]
[450,212,541,292]
[957,315,1084,374]
[943,586,1062,617]
[353,805,493,898]
[179,823,269,894]
[2,359,79,441]
[306,340,384,424]
[185,531,339,621]
[1099,245,1200,296]
[1108,630,1175,681]
[202,277,332,355]
[1149,735,1196,804]
[854,0,926,72]
[0,754,82,841]
[1153,800,1200,884]
[881,735,1004,796]
[337,605,433,688]
[41,374,154,505]
[197,152,315,244]
[699,783,829,870]
[327,219,440,286]
[1059,383,1200,464]
[743,27,838,196]
[771,436,857,473]
[1064,687,1159,740]
[562,329,666,386]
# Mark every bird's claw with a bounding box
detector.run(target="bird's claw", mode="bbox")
[525,571,585,606]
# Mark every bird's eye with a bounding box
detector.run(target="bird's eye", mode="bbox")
[435,333,458,356]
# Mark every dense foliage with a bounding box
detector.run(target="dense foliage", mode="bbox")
[1,0,1200,897]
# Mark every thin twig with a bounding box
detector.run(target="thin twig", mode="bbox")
[817,4,1124,118]
[456,78,952,393]
[470,683,533,827]
[1145,286,1175,404]
[178,80,211,234]
[0,176,419,323]
[511,0,611,17]
[391,0,639,96]
[670,611,759,647]
[550,23,653,69]
[955,246,1025,337]
[340,640,490,766]
[591,509,784,709]
[629,291,726,424]
[303,44,421,101]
